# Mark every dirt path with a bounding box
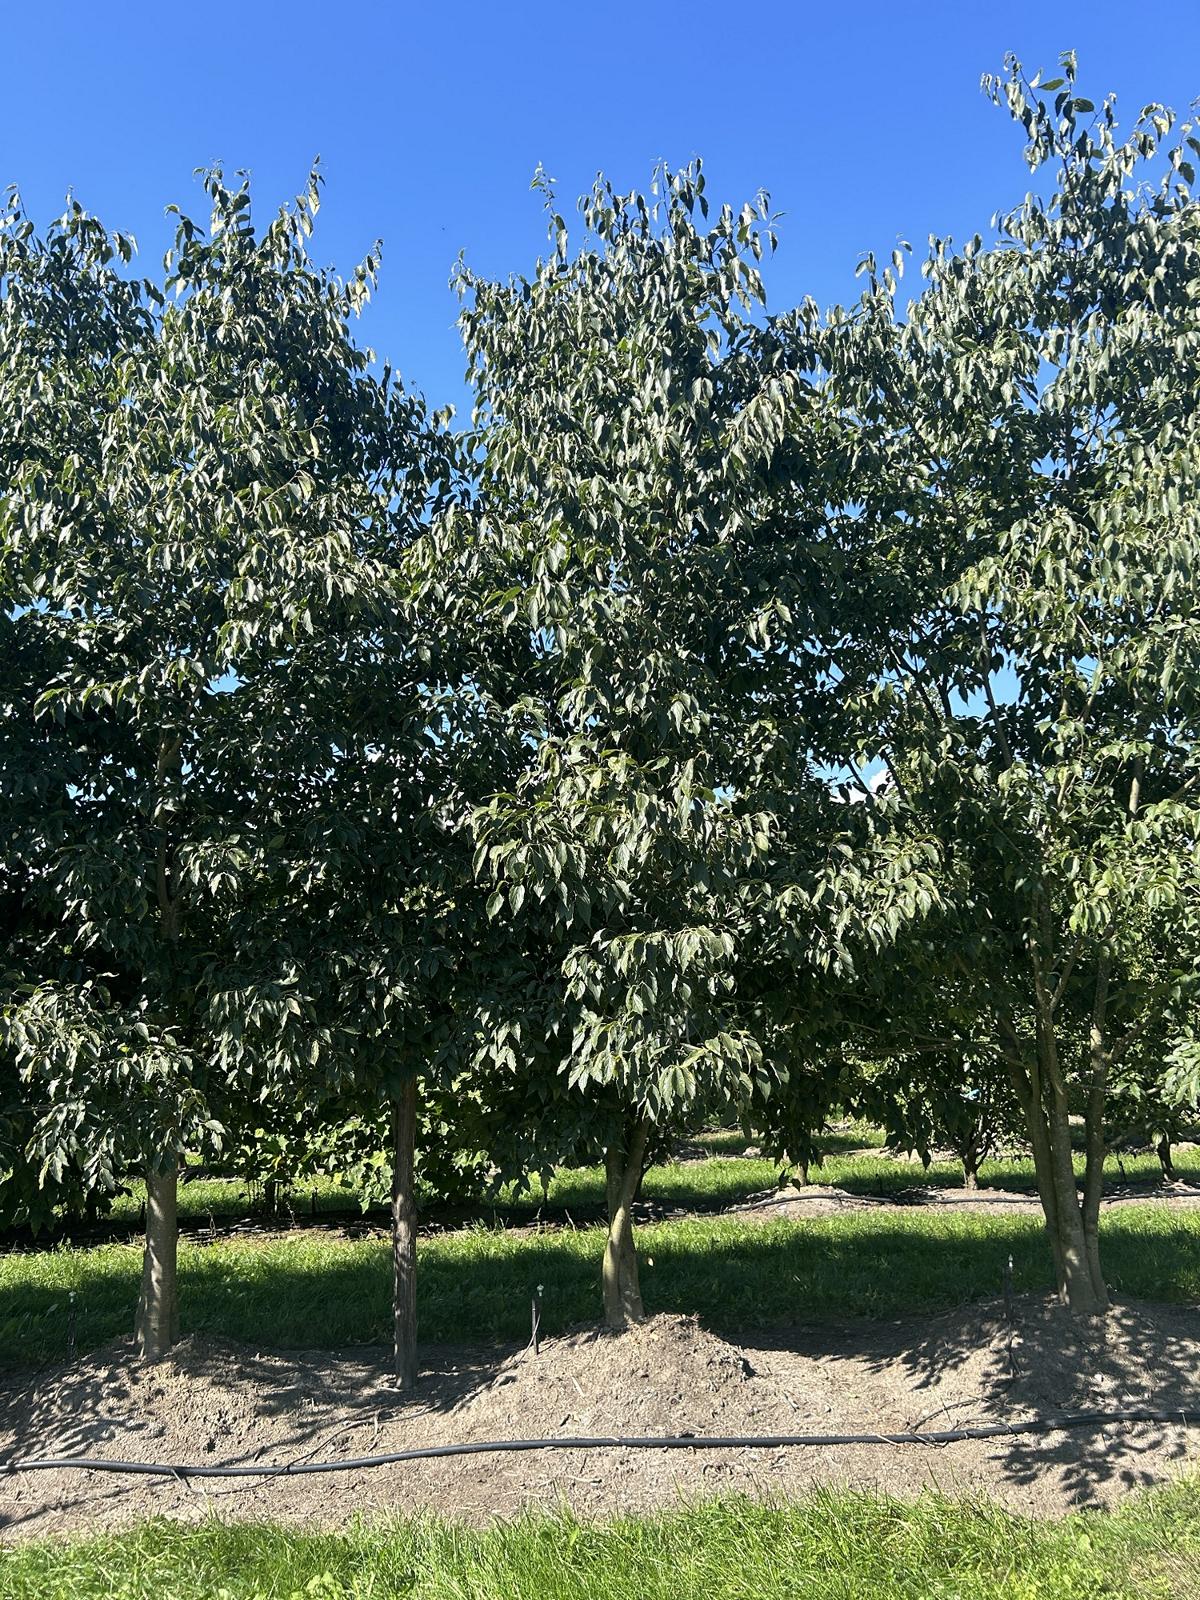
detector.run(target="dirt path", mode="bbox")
[729,1180,1200,1220]
[2,1297,1197,1540]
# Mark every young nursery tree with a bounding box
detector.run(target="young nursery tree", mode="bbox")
[802,55,1200,1312]
[265,700,506,1388]
[853,1048,1023,1190]
[0,171,449,1357]
[450,164,841,1326]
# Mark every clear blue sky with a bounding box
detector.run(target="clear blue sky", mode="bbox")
[4,1,1197,415]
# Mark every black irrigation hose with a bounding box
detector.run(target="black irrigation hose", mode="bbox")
[1,1407,1193,1480]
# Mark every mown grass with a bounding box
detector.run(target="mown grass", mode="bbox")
[2,1488,1199,1599]
[97,1129,1200,1236]
[4,1204,1200,1370]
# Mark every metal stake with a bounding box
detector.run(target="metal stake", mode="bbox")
[532,1284,543,1356]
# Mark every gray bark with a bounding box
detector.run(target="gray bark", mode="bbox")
[391,1078,419,1388]
[1005,1018,1106,1316]
[602,1118,650,1328]
[134,1161,180,1358]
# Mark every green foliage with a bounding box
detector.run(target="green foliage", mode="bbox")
[7,52,1200,1327]
[757,53,1200,1305]
[434,162,871,1217]
[0,168,455,1225]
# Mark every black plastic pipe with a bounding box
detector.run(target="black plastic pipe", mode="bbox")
[0,1406,1191,1479]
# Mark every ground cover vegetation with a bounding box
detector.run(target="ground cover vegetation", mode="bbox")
[3,1487,1199,1600]
[6,1199,1200,1371]
[4,52,1200,1380]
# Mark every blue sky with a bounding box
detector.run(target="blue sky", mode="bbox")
[3,1,1197,416]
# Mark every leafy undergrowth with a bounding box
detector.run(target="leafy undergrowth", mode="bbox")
[4,1205,1200,1369]
[2,1488,1198,1599]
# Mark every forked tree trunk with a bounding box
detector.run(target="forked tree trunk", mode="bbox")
[134,1160,180,1358]
[603,1117,651,1329]
[391,1078,419,1389]
[1006,1022,1108,1317]
[955,1123,985,1192]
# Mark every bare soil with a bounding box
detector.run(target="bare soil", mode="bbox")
[2,1296,1198,1540]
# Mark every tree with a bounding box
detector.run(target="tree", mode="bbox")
[448,164,852,1326]
[854,1049,1023,1190]
[799,55,1200,1312]
[267,709,506,1388]
[0,170,447,1357]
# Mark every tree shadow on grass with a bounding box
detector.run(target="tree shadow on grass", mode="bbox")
[4,1210,1199,1368]
[2,1213,1198,1528]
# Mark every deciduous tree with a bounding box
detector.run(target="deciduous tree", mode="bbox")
[801,55,1200,1312]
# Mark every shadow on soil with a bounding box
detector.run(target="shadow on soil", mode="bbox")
[750,1294,1200,1503]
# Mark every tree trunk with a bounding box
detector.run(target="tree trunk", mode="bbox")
[957,1122,984,1191]
[602,1118,651,1329]
[134,1160,179,1359]
[1006,1026,1107,1317]
[1157,1134,1175,1181]
[1043,1102,1106,1314]
[1079,952,1112,1308]
[391,1078,419,1389]
[138,733,184,1363]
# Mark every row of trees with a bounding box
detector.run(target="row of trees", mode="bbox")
[3,56,1200,1378]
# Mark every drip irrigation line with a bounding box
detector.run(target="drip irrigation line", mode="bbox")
[1,1406,1192,1480]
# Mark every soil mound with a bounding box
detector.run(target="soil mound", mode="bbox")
[1,1301,1197,1540]
[449,1314,805,1441]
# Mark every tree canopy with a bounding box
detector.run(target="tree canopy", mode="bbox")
[4,54,1200,1358]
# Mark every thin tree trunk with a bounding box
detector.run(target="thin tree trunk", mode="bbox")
[1082,954,1112,1306]
[134,1161,179,1358]
[603,1118,650,1329]
[957,1119,985,1191]
[391,1078,419,1389]
[1038,1001,1106,1314]
[1043,1103,1104,1313]
[1006,1043,1066,1286]
[1157,1135,1176,1181]
[135,733,184,1362]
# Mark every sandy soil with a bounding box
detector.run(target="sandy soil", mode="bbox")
[2,1296,1198,1540]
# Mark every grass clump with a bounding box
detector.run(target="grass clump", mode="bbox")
[1,1488,1198,1599]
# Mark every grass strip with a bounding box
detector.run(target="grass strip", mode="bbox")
[4,1205,1200,1369]
[101,1142,1200,1231]
[1,1487,1199,1599]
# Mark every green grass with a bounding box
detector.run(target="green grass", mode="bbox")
[94,1131,1197,1238]
[105,1171,354,1228]
[5,1204,1200,1370]
[2,1488,1199,1599]
[812,1144,1200,1197]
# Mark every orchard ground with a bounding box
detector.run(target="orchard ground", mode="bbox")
[2,1129,1200,1594]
